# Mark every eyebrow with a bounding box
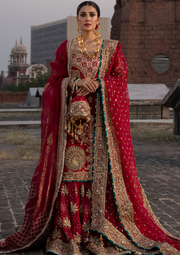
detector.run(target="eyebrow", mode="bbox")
[80,11,96,14]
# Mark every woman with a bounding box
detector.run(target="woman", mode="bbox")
[0,1,180,255]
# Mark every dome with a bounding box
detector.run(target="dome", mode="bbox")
[16,43,27,53]
[16,37,27,53]
[11,40,17,55]
[11,37,27,55]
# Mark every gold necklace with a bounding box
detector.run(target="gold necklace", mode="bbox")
[77,35,101,58]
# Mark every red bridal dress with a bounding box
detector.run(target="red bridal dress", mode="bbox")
[0,39,180,255]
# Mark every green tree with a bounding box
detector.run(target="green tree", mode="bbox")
[7,71,50,92]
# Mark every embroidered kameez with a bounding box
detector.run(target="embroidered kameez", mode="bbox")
[0,39,180,255]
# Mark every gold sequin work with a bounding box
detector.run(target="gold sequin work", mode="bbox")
[65,146,86,171]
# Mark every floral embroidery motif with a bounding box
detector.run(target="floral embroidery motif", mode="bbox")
[81,185,85,197]
[88,97,92,103]
[43,82,50,93]
[62,115,94,182]
[73,233,82,244]
[71,69,81,78]
[61,184,69,196]
[82,222,90,233]
[69,38,100,79]
[70,202,78,214]
[63,217,71,228]
[64,146,86,171]
[85,189,91,199]
[89,236,101,245]
[52,229,61,239]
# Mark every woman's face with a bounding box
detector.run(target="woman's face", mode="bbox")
[77,5,101,33]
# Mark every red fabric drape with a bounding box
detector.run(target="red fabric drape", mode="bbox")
[0,41,69,253]
[103,42,180,253]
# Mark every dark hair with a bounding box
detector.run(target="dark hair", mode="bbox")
[77,1,100,17]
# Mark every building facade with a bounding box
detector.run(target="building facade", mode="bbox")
[8,37,29,85]
[31,16,111,66]
[111,0,180,87]
[31,19,67,66]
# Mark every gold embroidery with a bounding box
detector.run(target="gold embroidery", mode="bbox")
[83,204,89,215]
[71,69,81,78]
[63,217,71,228]
[85,189,91,199]
[89,236,101,245]
[75,186,78,196]
[43,82,50,93]
[35,131,54,214]
[89,88,160,254]
[99,40,118,79]
[47,239,88,255]
[64,146,86,171]
[88,96,92,103]
[70,202,78,214]
[91,90,108,226]
[47,132,53,145]
[83,115,94,172]
[62,115,94,182]
[61,184,69,196]
[94,79,180,254]
[73,233,82,244]
[69,38,100,79]
[62,171,92,182]
[52,229,61,239]
[81,185,85,197]
[82,222,90,233]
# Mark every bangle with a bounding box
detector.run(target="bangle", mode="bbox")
[74,78,80,91]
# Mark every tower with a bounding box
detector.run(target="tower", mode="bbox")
[111,0,180,87]
[8,37,29,84]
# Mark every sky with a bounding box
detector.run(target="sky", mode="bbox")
[0,0,115,76]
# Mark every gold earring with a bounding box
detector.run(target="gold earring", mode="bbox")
[95,24,100,37]
[77,25,80,33]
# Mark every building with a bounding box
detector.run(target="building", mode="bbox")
[29,64,48,79]
[31,16,111,66]
[0,71,5,91]
[162,80,180,135]
[111,0,180,87]
[8,37,29,85]
[0,71,14,91]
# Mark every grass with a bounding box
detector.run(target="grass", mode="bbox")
[151,147,167,152]
[0,151,15,160]
[131,126,176,142]
[0,112,41,118]
[142,129,173,142]
[1,131,39,145]
[17,145,40,160]
[0,131,40,161]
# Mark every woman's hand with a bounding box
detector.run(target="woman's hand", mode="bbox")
[77,79,100,96]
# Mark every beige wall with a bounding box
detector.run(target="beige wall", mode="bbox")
[67,16,110,40]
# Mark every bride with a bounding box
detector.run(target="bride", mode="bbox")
[0,1,180,254]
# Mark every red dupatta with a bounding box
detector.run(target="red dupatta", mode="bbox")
[0,41,69,253]
[89,40,180,254]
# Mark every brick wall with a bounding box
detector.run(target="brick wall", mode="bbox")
[0,92,27,103]
[111,0,180,87]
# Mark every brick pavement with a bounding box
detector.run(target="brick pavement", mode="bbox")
[0,128,180,254]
